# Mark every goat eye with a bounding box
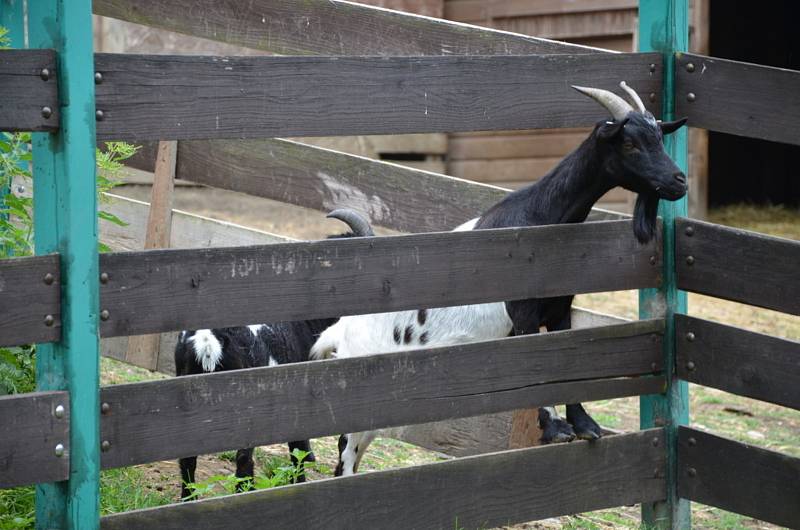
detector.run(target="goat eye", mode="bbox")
[623,141,636,151]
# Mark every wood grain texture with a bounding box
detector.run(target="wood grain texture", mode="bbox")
[0,391,70,488]
[675,315,800,410]
[675,217,800,315]
[123,138,626,235]
[675,53,800,146]
[0,49,59,132]
[92,0,603,58]
[98,220,660,337]
[102,429,665,530]
[0,254,61,347]
[444,0,636,21]
[93,53,662,141]
[678,427,800,529]
[99,319,663,468]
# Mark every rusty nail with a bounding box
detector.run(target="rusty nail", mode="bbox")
[101,402,111,414]
[652,437,659,447]
[649,63,657,73]
[41,106,53,119]
[685,226,694,236]
[688,437,697,447]
[686,360,696,371]
[687,92,696,102]
[649,92,657,103]
[40,68,51,81]
[44,273,55,285]
[686,62,696,73]
[686,255,695,266]
[54,405,65,419]
[100,272,109,284]
[95,109,105,121]
[101,440,111,452]
[649,255,657,265]
[686,332,696,342]
[688,467,697,478]
[44,314,55,327]
[54,444,65,457]
[95,72,103,84]
[100,309,110,321]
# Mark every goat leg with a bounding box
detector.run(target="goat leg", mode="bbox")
[235,448,255,492]
[179,456,197,501]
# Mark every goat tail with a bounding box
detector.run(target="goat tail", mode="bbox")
[309,326,341,361]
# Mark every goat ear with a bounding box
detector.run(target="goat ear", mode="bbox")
[597,117,630,139]
[659,117,688,135]
[633,193,660,244]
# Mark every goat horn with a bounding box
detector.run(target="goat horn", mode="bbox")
[619,81,647,113]
[327,208,375,237]
[572,84,634,121]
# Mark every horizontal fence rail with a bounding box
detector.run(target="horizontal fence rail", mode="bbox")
[101,429,666,530]
[676,217,800,315]
[93,0,606,57]
[678,427,800,529]
[124,139,626,235]
[99,319,664,469]
[0,391,70,488]
[93,53,662,141]
[98,220,660,337]
[0,254,61,347]
[676,315,800,410]
[0,49,58,132]
[675,53,800,146]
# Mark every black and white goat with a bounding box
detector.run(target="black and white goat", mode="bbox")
[175,209,374,499]
[311,82,688,476]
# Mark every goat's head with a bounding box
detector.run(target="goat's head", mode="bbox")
[573,82,688,243]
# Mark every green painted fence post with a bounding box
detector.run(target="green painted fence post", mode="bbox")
[638,0,690,528]
[28,1,101,529]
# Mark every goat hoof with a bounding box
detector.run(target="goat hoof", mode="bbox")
[572,418,603,442]
[576,429,602,441]
[540,419,576,444]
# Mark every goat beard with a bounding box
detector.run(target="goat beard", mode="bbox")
[633,192,660,244]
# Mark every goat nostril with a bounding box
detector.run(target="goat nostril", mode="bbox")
[674,173,687,185]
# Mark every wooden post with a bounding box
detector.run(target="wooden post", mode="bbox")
[638,0,691,528]
[124,141,177,370]
[28,0,101,528]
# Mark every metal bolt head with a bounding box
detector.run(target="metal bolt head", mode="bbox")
[686,255,695,266]
[54,444,65,457]
[95,109,105,121]
[649,63,657,73]
[649,255,657,265]
[100,272,109,284]
[40,68,51,81]
[685,226,695,237]
[688,467,697,478]
[94,72,103,84]
[54,405,65,419]
[649,92,657,103]
[101,402,111,414]
[688,437,697,447]
[687,92,696,102]
[686,360,696,371]
[44,314,55,327]
[651,362,658,372]
[686,62,696,73]
[100,309,110,321]
[686,332,696,342]
[101,440,111,452]
[43,273,55,285]
[41,106,53,119]
[652,437,660,447]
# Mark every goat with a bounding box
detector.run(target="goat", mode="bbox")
[310,81,688,476]
[175,209,374,499]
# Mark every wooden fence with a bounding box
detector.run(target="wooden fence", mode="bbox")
[1,0,799,529]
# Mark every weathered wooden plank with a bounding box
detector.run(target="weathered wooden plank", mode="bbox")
[448,130,587,160]
[676,315,800,410]
[99,319,663,469]
[93,53,662,141]
[445,0,636,22]
[675,217,800,315]
[102,428,664,530]
[92,0,604,58]
[678,427,800,529]
[98,220,659,337]
[0,254,61,347]
[0,391,70,488]
[0,49,59,132]
[675,53,800,146]
[123,139,626,235]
